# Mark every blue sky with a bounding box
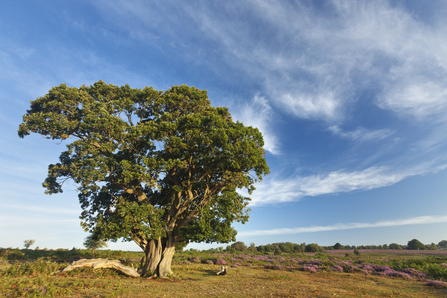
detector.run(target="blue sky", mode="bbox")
[1,0,447,251]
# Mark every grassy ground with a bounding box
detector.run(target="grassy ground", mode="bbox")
[1,248,447,297]
[2,264,447,297]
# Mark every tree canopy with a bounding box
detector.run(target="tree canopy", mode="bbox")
[407,239,425,250]
[23,239,35,249]
[19,81,269,277]
[83,234,108,256]
[438,240,447,249]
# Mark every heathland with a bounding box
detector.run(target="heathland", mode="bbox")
[1,247,447,297]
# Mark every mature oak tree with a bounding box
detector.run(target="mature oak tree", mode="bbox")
[18,81,269,277]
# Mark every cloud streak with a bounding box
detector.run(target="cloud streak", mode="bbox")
[239,215,447,236]
[329,126,395,142]
[249,163,447,206]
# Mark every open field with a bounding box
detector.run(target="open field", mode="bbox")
[1,248,447,297]
[327,249,447,256]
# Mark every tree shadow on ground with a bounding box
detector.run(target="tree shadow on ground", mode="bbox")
[198,269,219,276]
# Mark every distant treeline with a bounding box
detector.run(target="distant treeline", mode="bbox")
[198,239,447,254]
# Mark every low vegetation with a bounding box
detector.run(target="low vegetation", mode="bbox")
[1,246,447,297]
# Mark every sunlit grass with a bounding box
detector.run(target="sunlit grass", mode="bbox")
[1,248,447,297]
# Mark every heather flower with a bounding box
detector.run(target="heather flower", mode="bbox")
[190,256,201,263]
[215,258,227,265]
[309,258,322,266]
[299,265,317,273]
[253,255,266,261]
[331,265,343,272]
[440,263,447,267]
[231,264,239,268]
[401,268,427,279]
[426,280,447,288]
[272,265,284,270]
[359,264,374,271]
[278,257,286,263]
[388,272,412,279]
[346,265,359,273]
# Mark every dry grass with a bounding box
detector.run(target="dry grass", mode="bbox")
[112,264,446,297]
[2,250,447,297]
[1,264,438,297]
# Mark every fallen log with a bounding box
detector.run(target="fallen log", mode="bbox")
[62,258,140,278]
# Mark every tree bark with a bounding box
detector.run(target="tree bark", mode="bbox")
[157,245,175,277]
[137,236,177,278]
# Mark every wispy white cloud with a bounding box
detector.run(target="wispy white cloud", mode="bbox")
[249,163,447,206]
[232,95,280,155]
[95,0,447,125]
[239,215,447,236]
[329,126,395,142]
[378,81,447,121]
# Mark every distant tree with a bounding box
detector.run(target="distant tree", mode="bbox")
[438,240,447,249]
[248,243,257,253]
[426,243,438,250]
[293,243,302,253]
[24,239,35,249]
[277,242,291,253]
[353,248,360,256]
[407,239,425,250]
[83,234,108,256]
[300,243,306,253]
[389,243,402,250]
[333,243,343,250]
[305,243,320,253]
[383,244,388,249]
[230,241,247,252]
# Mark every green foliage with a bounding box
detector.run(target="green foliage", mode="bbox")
[427,243,439,250]
[83,234,108,256]
[305,243,321,253]
[389,243,402,250]
[353,248,360,256]
[24,239,35,249]
[248,243,257,253]
[439,240,447,249]
[0,258,64,277]
[18,81,269,270]
[407,239,426,250]
[257,242,303,253]
[333,243,343,250]
[0,248,26,260]
[230,241,248,252]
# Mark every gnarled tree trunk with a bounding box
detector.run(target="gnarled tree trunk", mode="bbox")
[137,234,177,278]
